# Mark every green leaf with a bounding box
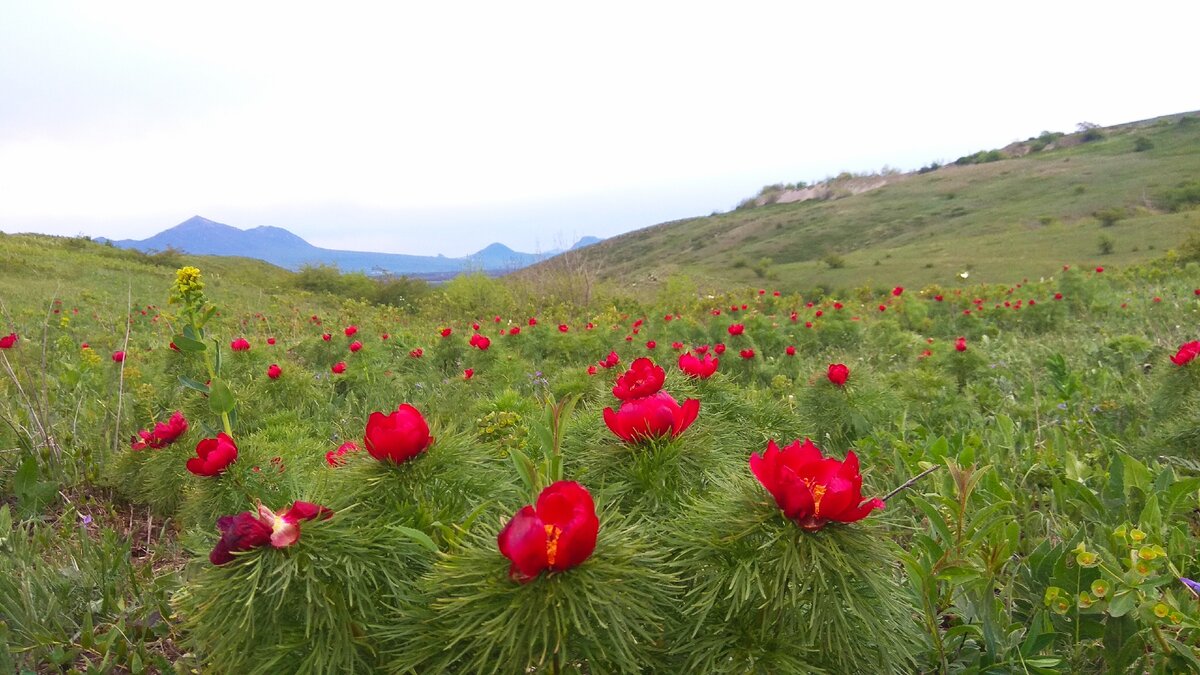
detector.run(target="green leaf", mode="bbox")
[208,378,235,414]
[394,526,438,553]
[171,333,206,352]
[212,339,222,376]
[198,305,217,328]
[178,375,210,394]
[1106,590,1137,617]
[508,447,540,500]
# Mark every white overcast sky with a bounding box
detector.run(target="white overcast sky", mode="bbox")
[1,1,1196,256]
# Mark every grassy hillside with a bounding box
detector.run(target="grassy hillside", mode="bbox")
[546,112,1200,293]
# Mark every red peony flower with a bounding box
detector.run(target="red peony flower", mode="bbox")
[498,481,599,582]
[528,317,537,326]
[833,302,844,310]
[112,350,125,362]
[728,324,745,336]
[598,350,620,369]
[409,347,424,358]
[827,363,849,386]
[441,327,452,337]
[230,338,250,351]
[878,305,886,312]
[612,357,666,400]
[364,404,434,464]
[678,351,718,379]
[470,334,491,350]
[739,348,755,359]
[509,327,521,336]
[671,341,684,350]
[603,392,700,443]
[1095,266,1104,273]
[0,333,17,349]
[892,286,904,296]
[131,411,189,450]
[331,361,347,374]
[381,333,390,340]
[209,500,333,565]
[1054,293,1063,300]
[786,345,796,356]
[1170,341,1200,366]
[186,432,238,476]
[934,295,944,302]
[267,337,276,345]
[349,340,363,353]
[267,364,282,379]
[646,340,656,349]
[344,325,358,337]
[326,440,359,467]
[750,438,884,530]
[558,324,569,333]
[789,311,798,322]
[587,365,597,375]
[464,368,474,380]
[955,337,968,352]
[714,343,726,355]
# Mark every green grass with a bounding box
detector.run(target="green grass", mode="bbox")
[544,112,1200,293]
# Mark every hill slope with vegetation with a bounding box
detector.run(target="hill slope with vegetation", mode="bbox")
[540,112,1200,293]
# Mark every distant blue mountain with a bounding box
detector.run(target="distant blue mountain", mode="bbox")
[101,216,600,276]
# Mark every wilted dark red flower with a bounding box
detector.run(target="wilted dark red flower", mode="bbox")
[326,441,359,467]
[230,338,250,351]
[827,363,849,386]
[131,411,189,450]
[364,403,434,464]
[603,392,700,443]
[785,345,796,356]
[728,324,745,336]
[613,357,665,400]
[112,351,125,362]
[739,348,755,359]
[267,364,282,379]
[349,340,363,353]
[955,337,968,352]
[498,481,599,582]
[1171,341,1200,366]
[751,439,883,530]
[344,325,358,337]
[0,333,17,349]
[331,361,347,374]
[209,500,333,565]
[186,432,238,476]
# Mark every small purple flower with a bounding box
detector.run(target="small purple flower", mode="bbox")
[78,513,93,526]
[1182,577,1200,599]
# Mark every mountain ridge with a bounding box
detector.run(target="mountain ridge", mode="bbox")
[103,216,599,277]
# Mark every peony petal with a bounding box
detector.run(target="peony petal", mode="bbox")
[497,506,549,580]
[672,398,700,437]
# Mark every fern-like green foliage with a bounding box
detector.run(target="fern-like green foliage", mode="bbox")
[670,477,922,674]
[173,509,431,674]
[381,512,680,674]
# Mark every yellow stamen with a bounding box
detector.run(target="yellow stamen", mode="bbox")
[544,524,562,567]
[807,482,827,516]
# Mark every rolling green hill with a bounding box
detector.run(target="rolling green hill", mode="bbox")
[540,112,1200,293]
